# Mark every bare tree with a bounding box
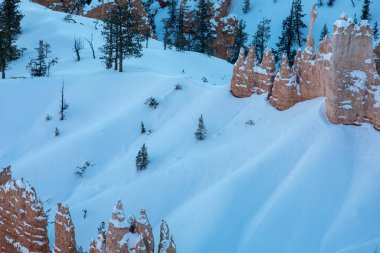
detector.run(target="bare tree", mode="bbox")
[74,37,84,61]
[85,34,96,59]
[59,81,69,121]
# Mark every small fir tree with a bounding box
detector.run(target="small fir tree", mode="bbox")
[174,6,188,51]
[319,24,329,41]
[141,121,146,134]
[252,18,271,62]
[228,19,248,63]
[59,82,69,121]
[292,0,307,47]
[276,7,296,64]
[136,144,150,170]
[360,0,371,21]
[242,0,250,14]
[26,40,57,77]
[327,0,335,7]
[195,114,206,140]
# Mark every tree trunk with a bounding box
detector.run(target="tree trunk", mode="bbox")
[119,46,123,72]
[114,48,118,71]
[1,66,5,79]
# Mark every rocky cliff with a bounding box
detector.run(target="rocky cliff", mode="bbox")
[0,167,50,253]
[325,15,380,128]
[54,203,77,253]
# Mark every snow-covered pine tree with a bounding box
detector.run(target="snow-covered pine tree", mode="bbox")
[319,24,329,41]
[0,0,23,79]
[292,0,306,47]
[276,6,296,65]
[136,144,150,170]
[100,2,143,72]
[228,19,248,63]
[360,0,371,21]
[163,0,177,49]
[195,114,207,140]
[373,22,379,41]
[242,0,250,14]
[192,0,215,55]
[100,10,115,69]
[252,18,271,62]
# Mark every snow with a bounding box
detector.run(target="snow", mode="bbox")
[1,1,380,253]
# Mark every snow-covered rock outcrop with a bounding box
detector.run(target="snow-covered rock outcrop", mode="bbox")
[326,14,380,128]
[230,45,276,98]
[136,209,155,253]
[0,166,50,253]
[54,203,77,253]
[158,220,176,253]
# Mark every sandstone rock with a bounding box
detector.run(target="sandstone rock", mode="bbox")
[89,232,106,253]
[106,200,130,253]
[230,47,252,98]
[269,54,300,110]
[325,15,380,129]
[158,220,176,253]
[0,167,50,253]
[252,48,276,94]
[54,203,76,253]
[32,0,82,14]
[136,209,155,253]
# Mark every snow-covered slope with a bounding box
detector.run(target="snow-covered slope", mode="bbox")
[1,1,380,253]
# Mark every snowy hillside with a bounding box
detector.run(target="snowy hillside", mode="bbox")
[1,1,380,253]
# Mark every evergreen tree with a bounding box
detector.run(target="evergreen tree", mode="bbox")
[319,23,329,41]
[276,7,296,65]
[242,0,250,14]
[162,0,177,49]
[192,0,215,55]
[292,0,306,47]
[353,14,358,24]
[26,40,51,77]
[174,6,188,51]
[136,144,149,170]
[252,18,271,62]
[360,0,371,21]
[0,0,23,79]
[228,19,248,63]
[194,114,206,140]
[100,2,144,72]
[373,21,379,41]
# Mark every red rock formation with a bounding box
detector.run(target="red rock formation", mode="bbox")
[32,0,82,14]
[230,45,276,98]
[0,167,50,253]
[89,232,106,253]
[106,200,130,253]
[136,209,155,253]
[158,220,176,253]
[269,54,300,110]
[325,15,380,129]
[54,203,76,253]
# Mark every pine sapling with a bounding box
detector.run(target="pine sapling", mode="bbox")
[141,121,146,134]
[195,114,206,140]
[136,144,150,170]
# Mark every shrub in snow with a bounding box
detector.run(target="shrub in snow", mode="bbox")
[136,144,150,170]
[195,114,207,140]
[141,121,146,134]
[74,161,95,177]
[202,77,208,83]
[145,97,159,109]
[245,120,255,126]
[59,83,69,121]
[97,221,106,234]
[45,114,52,121]
[174,84,182,90]
[82,209,87,219]
[55,127,60,137]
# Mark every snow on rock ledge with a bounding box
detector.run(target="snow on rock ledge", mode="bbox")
[54,203,77,253]
[0,166,50,253]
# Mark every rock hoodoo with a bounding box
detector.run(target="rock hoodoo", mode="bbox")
[158,220,176,253]
[89,232,106,253]
[54,203,77,253]
[325,15,380,128]
[375,43,380,75]
[0,167,50,253]
[230,45,276,98]
[137,209,155,253]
